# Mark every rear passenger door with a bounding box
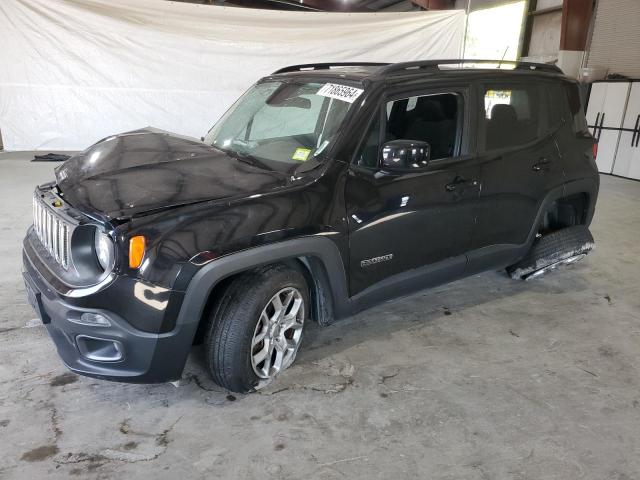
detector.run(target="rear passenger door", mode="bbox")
[469,81,564,268]
[346,85,481,295]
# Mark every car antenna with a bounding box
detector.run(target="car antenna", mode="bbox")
[498,46,509,69]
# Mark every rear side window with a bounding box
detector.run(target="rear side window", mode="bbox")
[355,92,461,167]
[482,84,541,151]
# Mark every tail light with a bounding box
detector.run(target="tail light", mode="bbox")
[592,142,598,159]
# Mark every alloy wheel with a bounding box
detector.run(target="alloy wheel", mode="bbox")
[250,287,305,384]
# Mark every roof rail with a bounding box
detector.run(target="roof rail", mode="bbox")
[272,62,389,75]
[377,59,563,76]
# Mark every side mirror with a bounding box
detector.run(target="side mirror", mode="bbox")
[380,140,431,171]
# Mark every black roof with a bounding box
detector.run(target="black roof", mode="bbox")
[270,59,564,82]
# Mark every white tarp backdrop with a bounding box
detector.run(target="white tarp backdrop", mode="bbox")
[0,0,465,151]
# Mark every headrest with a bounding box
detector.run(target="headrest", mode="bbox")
[415,99,446,121]
[490,104,517,123]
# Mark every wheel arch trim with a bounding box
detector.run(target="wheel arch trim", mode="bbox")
[179,236,350,326]
[166,236,351,379]
[561,177,599,226]
[527,178,598,246]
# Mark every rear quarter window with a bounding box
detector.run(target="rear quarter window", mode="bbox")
[545,83,566,132]
[543,81,588,135]
[564,83,589,134]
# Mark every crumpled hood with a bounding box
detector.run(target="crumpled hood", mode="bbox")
[55,128,291,219]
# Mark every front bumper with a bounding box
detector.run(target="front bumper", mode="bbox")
[22,237,194,384]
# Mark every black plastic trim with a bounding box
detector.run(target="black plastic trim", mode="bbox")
[273,62,388,74]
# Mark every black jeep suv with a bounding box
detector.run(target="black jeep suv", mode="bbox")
[23,60,598,393]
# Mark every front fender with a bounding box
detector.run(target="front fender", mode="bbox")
[165,235,351,379]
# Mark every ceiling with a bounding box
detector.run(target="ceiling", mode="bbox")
[171,0,455,12]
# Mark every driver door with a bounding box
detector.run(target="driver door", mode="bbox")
[345,86,481,296]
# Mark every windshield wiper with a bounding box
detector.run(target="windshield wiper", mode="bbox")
[216,146,268,169]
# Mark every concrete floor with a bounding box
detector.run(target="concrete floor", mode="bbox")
[1,152,639,480]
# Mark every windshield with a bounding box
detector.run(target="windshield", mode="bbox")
[204,81,359,165]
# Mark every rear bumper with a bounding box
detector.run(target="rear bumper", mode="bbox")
[22,241,194,384]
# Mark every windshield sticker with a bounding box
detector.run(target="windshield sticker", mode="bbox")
[317,83,364,104]
[292,148,311,161]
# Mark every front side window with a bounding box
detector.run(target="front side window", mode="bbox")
[356,92,461,167]
[482,83,541,150]
[205,81,354,165]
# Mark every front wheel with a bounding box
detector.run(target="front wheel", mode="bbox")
[204,264,308,393]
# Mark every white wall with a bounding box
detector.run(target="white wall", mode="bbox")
[587,0,640,78]
[0,0,465,151]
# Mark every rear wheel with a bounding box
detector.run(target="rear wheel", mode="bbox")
[204,264,308,393]
[506,225,594,280]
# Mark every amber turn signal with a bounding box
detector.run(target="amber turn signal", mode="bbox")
[129,235,146,269]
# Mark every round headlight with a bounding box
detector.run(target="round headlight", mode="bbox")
[94,230,114,272]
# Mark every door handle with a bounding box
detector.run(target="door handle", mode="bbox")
[532,158,552,171]
[445,177,478,192]
[593,112,600,137]
[632,114,640,147]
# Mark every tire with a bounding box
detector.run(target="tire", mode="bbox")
[506,225,594,280]
[204,264,309,393]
